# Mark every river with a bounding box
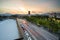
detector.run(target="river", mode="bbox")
[0,19,19,40]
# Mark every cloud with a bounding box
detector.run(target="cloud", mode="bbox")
[0,0,60,13]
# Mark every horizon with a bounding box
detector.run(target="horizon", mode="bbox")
[0,0,60,14]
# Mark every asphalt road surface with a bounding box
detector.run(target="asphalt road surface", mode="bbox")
[17,18,59,40]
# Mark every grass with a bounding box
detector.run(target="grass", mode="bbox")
[24,16,60,34]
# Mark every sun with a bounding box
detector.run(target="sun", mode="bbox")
[20,7,26,12]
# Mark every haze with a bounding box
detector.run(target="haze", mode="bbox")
[0,0,60,14]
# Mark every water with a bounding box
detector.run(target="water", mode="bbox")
[0,19,19,40]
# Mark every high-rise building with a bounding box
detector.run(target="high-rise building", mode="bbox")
[28,11,30,15]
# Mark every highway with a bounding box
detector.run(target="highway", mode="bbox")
[17,18,59,40]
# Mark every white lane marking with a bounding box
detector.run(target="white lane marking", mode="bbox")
[25,31,29,36]
[28,37,32,40]
[24,31,32,40]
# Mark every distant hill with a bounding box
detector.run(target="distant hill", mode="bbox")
[0,13,14,16]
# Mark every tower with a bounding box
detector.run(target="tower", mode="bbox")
[28,11,30,16]
[28,11,30,15]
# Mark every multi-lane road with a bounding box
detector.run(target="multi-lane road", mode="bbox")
[17,18,59,40]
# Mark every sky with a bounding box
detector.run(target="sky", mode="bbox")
[0,0,60,14]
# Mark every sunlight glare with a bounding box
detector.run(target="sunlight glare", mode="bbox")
[20,7,26,12]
